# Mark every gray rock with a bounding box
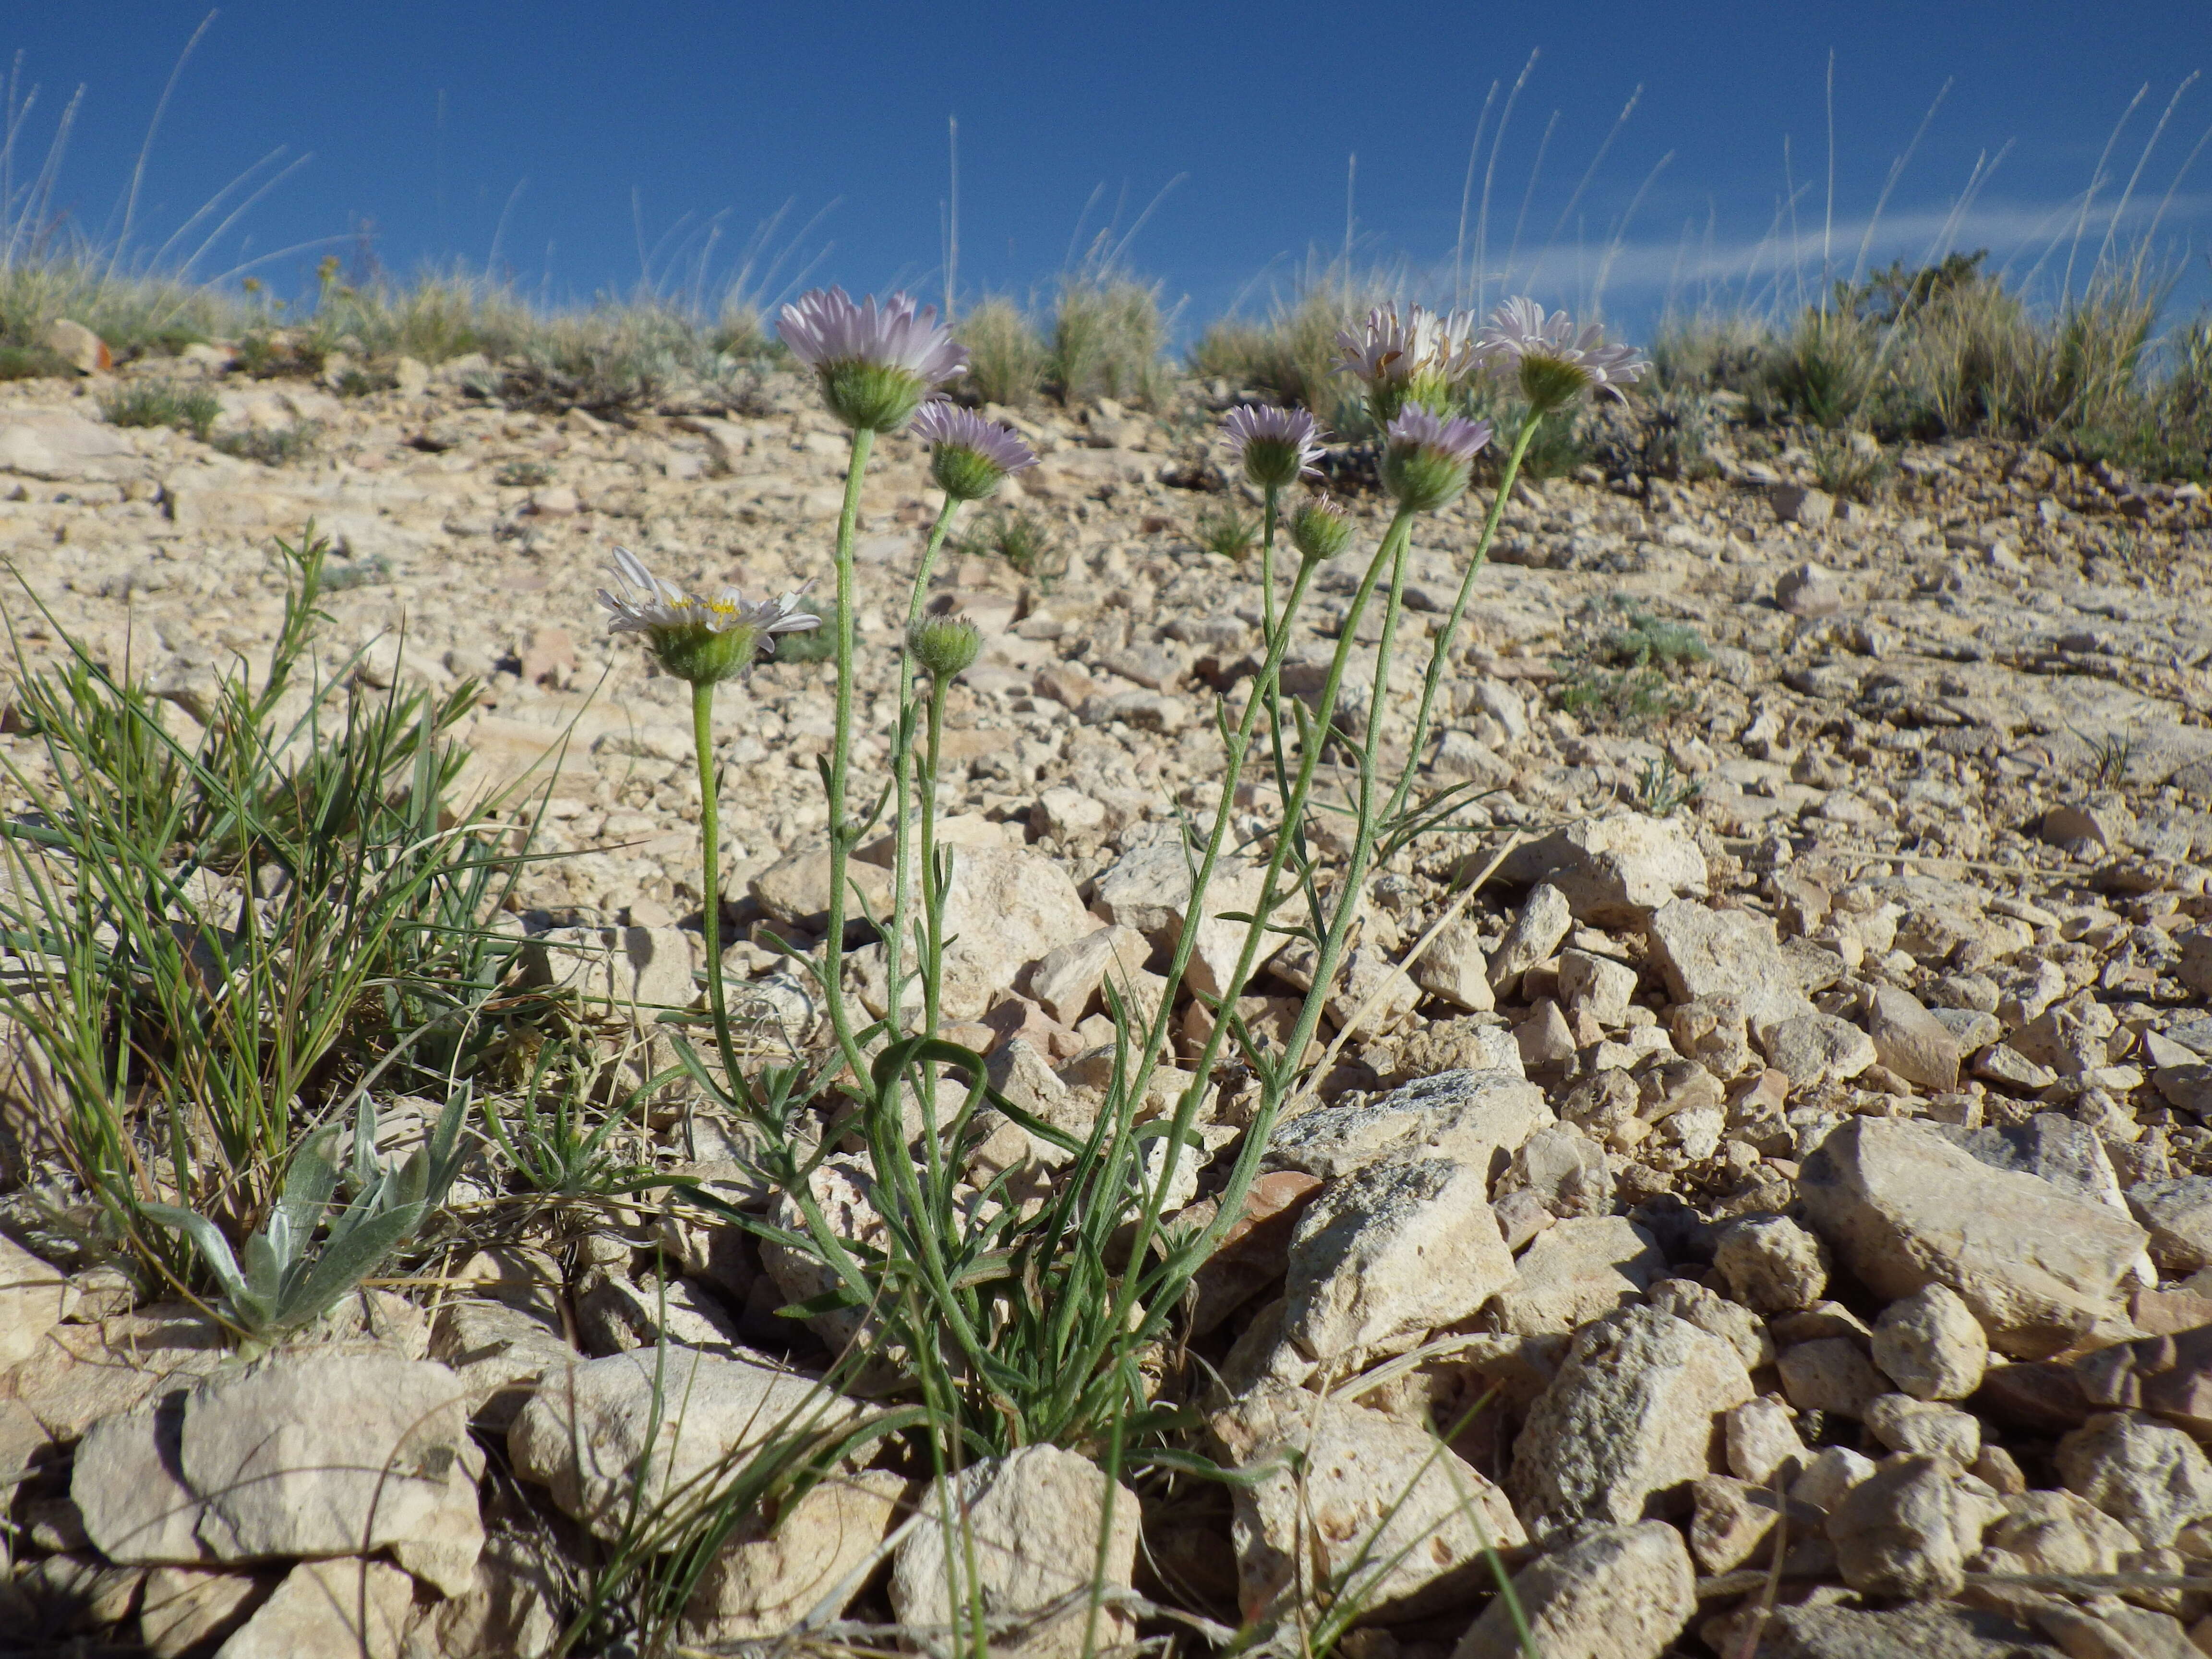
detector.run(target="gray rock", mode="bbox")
[1757,1602,2064,1659]
[1213,1383,1525,1627]
[2127,1177,2212,1273]
[1865,1394,1981,1462]
[1867,985,1962,1091]
[1408,915,1496,1012]
[1489,882,1573,991]
[1646,900,1819,1035]
[1713,1214,1830,1314]
[0,1232,68,1369]
[73,1352,479,1572]
[1764,1012,1878,1085]
[522,924,698,1014]
[427,1298,577,1431]
[1799,1118,2147,1358]
[1871,1283,1990,1401]
[1282,1156,1517,1361]
[1509,1305,1755,1536]
[1491,1216,1664,1336]
[1929,1113,2127,1207]
[1778,1337,1887,1419]
[212,1558,413,1659]
[1559,949,1641,1026]
[509,1347,861,1539]
[1725,1397,1810,1486]
[1648,1278,1774,1370]
[1984,1488,2137,1575]
[1827,1454,1973,1599]
[1264,1069,1551,1184]
[1449,1521,1695,1659]
[1503,1122,1615,1218]
[1494,814,1708,926]
[1775,554,1844,605]
[890,1447,1137,1659]
[2057,1410,2212,1547]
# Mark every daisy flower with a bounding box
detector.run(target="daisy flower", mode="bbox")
[597,547,818,685]
[1474,296,1648,409]
[1222,403,1326,490]
[1332,303,1479,421]
[778,287,969,432]
[1380,406,1491,513]
[910,399,1036,501]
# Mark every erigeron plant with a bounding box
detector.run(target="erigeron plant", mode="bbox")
[604,288,1645,1485]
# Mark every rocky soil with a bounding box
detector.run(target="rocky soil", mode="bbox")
[6,347,2212,1655]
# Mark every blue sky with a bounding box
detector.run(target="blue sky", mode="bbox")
[7,2,2210,335]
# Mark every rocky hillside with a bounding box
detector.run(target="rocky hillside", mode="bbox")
[6,346,2212,1655]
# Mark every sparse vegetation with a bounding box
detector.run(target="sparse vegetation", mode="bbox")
[99,378,221,440]
[962,503,1066,588]
[1195,500,1260,560]
[954,296,1048,406]
[212,419,320,466]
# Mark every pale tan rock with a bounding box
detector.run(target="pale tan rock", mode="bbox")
[1827,1455,1974,1600]
[138,1566,268,1659]
[686,1471,907,1641]
[1495,814,1708,926]
[215,1558,412,1659]
[1282,1156,1517,1361]
[508,1347,862,1539]
[1870,1282,1990,1400]
[1799,1117,2147,1358]
[1491,1216,1664,1336]
[1510,1306,1755,1535]
[1450,1520,1695,1659]
[1025,922,1149,1024]
[890,1445,1138,1659]
[1264,1068,1551,1183]
[0,1231,69,1368]
[1713,1214,1831,1314]
[1213,1383,1526,1627]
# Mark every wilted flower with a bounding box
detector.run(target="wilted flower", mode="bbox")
[1287,494,1354,565]
[1474,296,1648,411]
[597,547,818,685]
[1332,303,1479,421]
[910,399,1036,501]
[1380,406,1491,513]
[908,613,984,679]
[778,287,968,432]
[1222,403,1325,490]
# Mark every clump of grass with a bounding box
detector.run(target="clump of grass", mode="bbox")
[1555,599,1708,727]
[333,365,397,398]
[956,296,1048,407]
[1809,431,1891,501]
[323,552,393,591]
[962,504,1066,589]
[1195,501,1259,561]
[497,458,557,488]
[1189,275,1395,432]
[1632,388,1721,480]
[100,379,220,441]
[212,420,319,467]
[238,328,330,380]
[1631,755,1701,817]
[0,259,243,363]
[1049,275,1168,407]
[0,344,72,381]
[0,531,545,1292]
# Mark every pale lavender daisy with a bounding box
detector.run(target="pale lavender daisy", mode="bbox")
[1474,296,1648,409]
[909,399,1036,501]
[778,287,969,431]
[1222,403,1325,490]
[1332,303,1479,420]
[1380,405,1491,513]
[597,547,818,685]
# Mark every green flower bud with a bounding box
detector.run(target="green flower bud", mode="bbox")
[908,613,984,679]
[1287,496,1354,565]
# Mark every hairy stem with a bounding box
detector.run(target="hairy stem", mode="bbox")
[885,496,962,1037]
[820,424,877,1083]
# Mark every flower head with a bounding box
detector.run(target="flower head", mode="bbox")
[908,613,984,679]
[1287,493,1354,565]
[910,399,1036,501]
[1474,296,1648,411]
[1333,303,1479,421]
[1222,403,1325,491]
[778,287,968,432]
[597,547,818,685]
[1381,406,1491,513]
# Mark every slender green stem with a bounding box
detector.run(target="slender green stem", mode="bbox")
[920,674,950,1040]
[820,424,877,1083]
[1259,485,1279,641]
[690,680,745,1089]
[1075,508,1413,1403]
[1382,410,1543,831]
[884,496,963,1037]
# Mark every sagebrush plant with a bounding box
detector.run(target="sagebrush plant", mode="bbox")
[584,286,1622,1652]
